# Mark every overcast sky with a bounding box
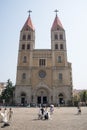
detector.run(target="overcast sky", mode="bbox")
[0,0,87,90]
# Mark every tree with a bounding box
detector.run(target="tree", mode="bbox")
[73,94,80,106]
[1,79,15,105]
[80,90,87,103]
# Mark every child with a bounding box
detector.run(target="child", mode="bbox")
[77,107,81,115]
[8,108,13,121]
[50,104,54,115]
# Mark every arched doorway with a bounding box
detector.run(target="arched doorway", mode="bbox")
[36,88,48,105]
[58,93,64,105]
[21,92,26,105]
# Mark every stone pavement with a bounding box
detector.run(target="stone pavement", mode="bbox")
[0,107,87,130]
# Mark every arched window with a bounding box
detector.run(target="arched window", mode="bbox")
[58,56,62,63]
[54,34,58,40]
[60,34,63,40]
[59,73,63,81]
[60,44,63,49]
[55,44,58,49]
[27,44,30,49]
[23,56,27,63]
[22,73,26,79]
[22,44,25,50]
[22,35,26,40]
[27,34,31,40]
[39,59,46,66]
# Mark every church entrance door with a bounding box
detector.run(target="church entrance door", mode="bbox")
[36,88,48,105]
[21,97,25,105]
[58,93,65,105]
[20,92,26,106]
[37,96,47,104]
[43,96,47,104]
[37,96,41,104]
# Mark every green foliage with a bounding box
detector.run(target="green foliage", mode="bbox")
[80,90,87,102]
[1,79,14,104]
[73,90,87,106]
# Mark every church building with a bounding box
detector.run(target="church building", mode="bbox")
[15,11,73,106]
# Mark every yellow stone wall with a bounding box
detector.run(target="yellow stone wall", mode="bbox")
[31,68,52,88]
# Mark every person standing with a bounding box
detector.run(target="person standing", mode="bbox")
[50,104,54,115]
[8,108,13,122]
[77,106,81,115]
[40,107,45,119]
[44,107,50,120]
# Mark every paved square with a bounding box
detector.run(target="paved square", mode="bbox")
[0,107,87,130]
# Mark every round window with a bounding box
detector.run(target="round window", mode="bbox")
[39,70,46,78]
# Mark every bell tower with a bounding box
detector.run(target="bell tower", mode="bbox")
[20,10,35,51]
[15,11,35,105]
[16,10,35,85]
[51,10,67,67]
[51,10,66,50]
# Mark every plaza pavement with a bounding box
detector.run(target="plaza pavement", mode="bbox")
[0,107,87,130]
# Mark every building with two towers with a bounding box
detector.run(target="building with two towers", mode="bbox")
[15,11,73,106]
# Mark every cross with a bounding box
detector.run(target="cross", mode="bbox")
[28,10,32,17]
[54,9,59,16]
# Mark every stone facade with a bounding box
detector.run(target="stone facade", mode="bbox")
[15,13,73,106]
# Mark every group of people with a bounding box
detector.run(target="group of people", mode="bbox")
[38,105,54,120]
[0,107,13,128]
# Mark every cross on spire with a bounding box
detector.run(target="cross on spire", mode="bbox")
[54,9,59,16]
[28,10,32,17]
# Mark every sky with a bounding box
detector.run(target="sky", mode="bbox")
[0,0,87,90]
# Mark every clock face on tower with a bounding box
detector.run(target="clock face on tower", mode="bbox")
[39,70,46,78]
